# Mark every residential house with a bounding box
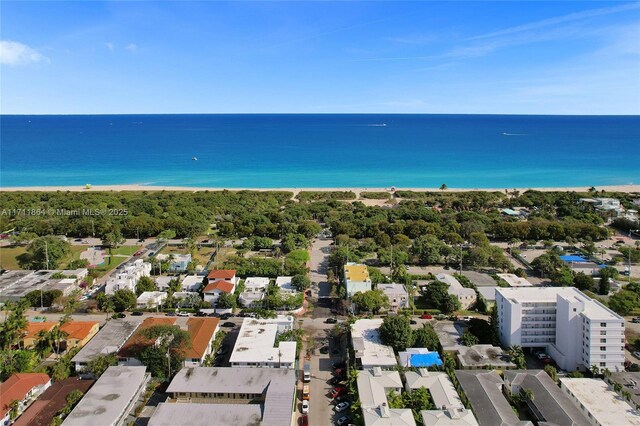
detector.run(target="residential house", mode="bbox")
[14,378,94,426]
[180,275,203,292]
[183,318,220,366]
[156,253,192,273]
[155,366,296,426]
[435,274,476,310]
[503,370,591,426]
[1,373,51,426]
[560,378,640,426]
[72,320,140,374]
[62,366,149,426]
[455,370,532,426]
[21,321,100,353]
[275,276,297,294]
[352,319,397,370]
[205,269,237,285]
[229,316,296,369]
[405,369,464,410]
[357,367,416,426]
[202,280,235,306]
[378,283,409,312]
[135,291,167,309]
[105,260,151,295]
[238,277,270,308]
[117,317,177,366]
[344,263,372,297]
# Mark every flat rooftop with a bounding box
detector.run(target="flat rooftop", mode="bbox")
[352,319,397,368]
[345,263,370,283]
[434,321,464,352]
[496,287,623,321]
[456,345,516,369]
[166,367,296,425]
[149,403,262,426]
[476,286,498,302]
[496,274,532,287]
[229,316,296,366]
[0,270,76,300]
[561,378,640,426]
[72,319,140,364]
[608,372,640,407]
[62,366,148,426]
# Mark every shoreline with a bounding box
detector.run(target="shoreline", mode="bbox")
[1,184,639,194]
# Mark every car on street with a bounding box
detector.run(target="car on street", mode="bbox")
[165,312,176,316]
[131,311,144,316]
[301,415,309,426]
[633,351,640,359]
[221,322,236,328]
[328,376,346,386]
[325,318,338,324]
[420,314,433,319]
[176,311,190,317]
[194,311,207,317]
[333,395,349,404]
[301,400,309,414]
[220,313,233,320]
[632,318,640,323]
[336,415,352,425]
[334,402,350,412]
[113,312,126,319]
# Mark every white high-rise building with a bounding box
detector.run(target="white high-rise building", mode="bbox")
[496,287,624,372]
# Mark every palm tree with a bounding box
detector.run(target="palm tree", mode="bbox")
[35,329,53,358]
[48,326,68,359]
[590,365,600,377]
[602,368,611,379]
[613,383,623,394]
[440,183,448,191]
[9,400,20,420]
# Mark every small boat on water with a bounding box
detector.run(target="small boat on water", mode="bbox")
[192,157,198,161]
[369,123,387,127]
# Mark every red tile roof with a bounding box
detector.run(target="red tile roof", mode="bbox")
[59,321,99,341]
[23,322,56,341]
[206,269,236,280]
[118,317,177,358]
[0,373,51,418]
[13,378,94,426]
[184,318,220,360]
[203,280,235,294]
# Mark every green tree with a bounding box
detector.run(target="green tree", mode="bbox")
[21,236,71,269]
[544,365,558,382]
[461,331,479,346]
[135,276,157,296]
[102,230,124,265]
[86,353,118,378]
[137,324,191,379]
[552,267,574,287]
[291,274,311,292]
[411,235,446,265]
[608,290,639,316]
[379,315,413,352]
[508,345,526,369]
[111,289,137,312]
[422,281,450,311]
[23,289,63,308]
[0,301,28,350]
[573,272,595,292]
[216,292,237,309]
[411,324,439,350]
[352,290,390,314]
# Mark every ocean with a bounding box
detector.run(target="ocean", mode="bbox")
[1,114,638,188]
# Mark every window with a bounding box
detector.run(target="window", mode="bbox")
[600,347,606,351]
[600,339,606,343]
[600,322,606,327]
[600,331,606,335]
[600,362,606,367]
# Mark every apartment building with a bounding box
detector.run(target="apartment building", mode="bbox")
[496,287,625,372]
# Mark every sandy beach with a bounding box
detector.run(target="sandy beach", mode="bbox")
[1,184,639,195]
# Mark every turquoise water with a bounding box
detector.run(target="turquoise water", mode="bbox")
[1,114,638,188]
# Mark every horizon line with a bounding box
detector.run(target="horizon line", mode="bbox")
[2,112,639,117]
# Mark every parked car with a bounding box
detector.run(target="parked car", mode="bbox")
[325,318,338,324]
[113,312,126,319]
[420,314,433,319]
[336,415,352,425]
[328,376,345,386]
[221,322,236,328]
[301,415,309,426]
[194,311,207,317]
[131,311,144,316]
[632,318,640,324]
[633,351,640,359]
[333,395,349,404]
[410,320,417,325]
[301,400,309,414]
[334,401,350,412]
[176,311,190,317]
[165,312,176,316]
[220,313,233,320]
[207,312,219,317]
[331,387,347,399]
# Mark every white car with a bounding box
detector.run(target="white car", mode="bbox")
[301,400,309,414]
[633,351,640,359]
[335,402,350,412]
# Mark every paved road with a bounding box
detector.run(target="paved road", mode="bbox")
[310,238,333,298]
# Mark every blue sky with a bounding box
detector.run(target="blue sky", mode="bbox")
[1,1,639,114]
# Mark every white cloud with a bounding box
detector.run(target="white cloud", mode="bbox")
[125,43,137,53]
[0,40,47,66]
[104,42,114,51]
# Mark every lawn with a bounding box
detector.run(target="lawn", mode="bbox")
[0,246,27,269]
[0,245,87,270]
[112,245,141,256]
[157,244,217,266]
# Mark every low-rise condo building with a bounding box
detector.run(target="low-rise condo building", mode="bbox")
[344,263,372,297]
[352,319,397,369]
[229,316,296,369]
[105,260,151,295]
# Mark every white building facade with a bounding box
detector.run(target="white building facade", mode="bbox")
[105,260,151,295]
[497,287,625,372]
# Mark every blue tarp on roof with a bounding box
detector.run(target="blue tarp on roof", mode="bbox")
[560,255,589,263]
[410,353,443,367]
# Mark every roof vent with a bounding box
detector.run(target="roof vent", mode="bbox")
[380,402,390,418]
